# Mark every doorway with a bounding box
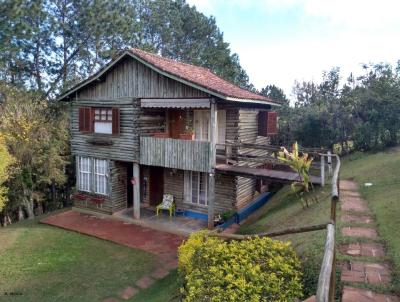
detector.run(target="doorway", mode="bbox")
[127,164,133,207]
[168,109,186,139]
[148,167,164,206]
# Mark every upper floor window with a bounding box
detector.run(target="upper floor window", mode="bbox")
[94,108,113,134]
[78,107,120,135]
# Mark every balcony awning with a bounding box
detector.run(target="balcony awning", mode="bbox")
[141,98,210,108]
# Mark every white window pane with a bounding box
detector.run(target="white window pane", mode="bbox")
[94,122,112,134]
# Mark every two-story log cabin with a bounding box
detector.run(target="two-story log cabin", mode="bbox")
[58,48,281,229]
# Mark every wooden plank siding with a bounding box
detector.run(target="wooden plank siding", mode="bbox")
[76,57,208,100]
[163,168,236,215]
[140,137,211,172]
[69,54,275,216]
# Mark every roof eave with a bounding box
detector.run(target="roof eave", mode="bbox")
[56,50,281,106]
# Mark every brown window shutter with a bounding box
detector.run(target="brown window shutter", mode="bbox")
[78,108,85,131]
[258,111,267,136]
[79,107,92,132]
[112,107,120,135]
[266,111,278,135]
[89,108,95,132]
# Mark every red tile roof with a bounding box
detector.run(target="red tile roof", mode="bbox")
[129,48,276,103]
[58,48,279,105]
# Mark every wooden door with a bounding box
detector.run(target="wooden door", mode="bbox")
[168,110,185,139]
[149,167,164,206]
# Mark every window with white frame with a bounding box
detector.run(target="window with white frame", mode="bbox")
[184,171,208,206]
[78,157,91,192]
[94,108,113,134]
[94,159,108,195]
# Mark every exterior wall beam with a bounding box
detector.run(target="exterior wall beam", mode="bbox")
[208,98,217,229]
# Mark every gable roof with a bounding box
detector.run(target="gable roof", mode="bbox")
[58,48,280,105]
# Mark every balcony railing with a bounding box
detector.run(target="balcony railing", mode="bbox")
[140,136,211,172]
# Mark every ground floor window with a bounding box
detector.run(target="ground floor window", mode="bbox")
[184,171,208,206]
[94,159,108,195]
[77,156,109,195]
[78,157,91,192]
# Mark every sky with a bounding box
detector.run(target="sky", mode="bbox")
[186,0,400,98]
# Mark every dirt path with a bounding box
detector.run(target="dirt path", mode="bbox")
[339,180,399,302]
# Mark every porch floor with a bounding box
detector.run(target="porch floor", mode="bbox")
[114,207,208,235]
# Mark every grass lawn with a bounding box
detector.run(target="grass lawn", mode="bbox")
[238,185,333,297]
[0,211,158,302]
[339,148,400,293]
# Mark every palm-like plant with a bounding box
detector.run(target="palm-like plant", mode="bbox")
[277,142,315,208]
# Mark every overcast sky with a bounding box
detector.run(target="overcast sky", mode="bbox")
[186,0,400,98]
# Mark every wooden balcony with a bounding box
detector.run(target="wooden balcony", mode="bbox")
[140,136,211,172]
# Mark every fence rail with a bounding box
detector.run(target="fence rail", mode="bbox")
[210,152,341,302]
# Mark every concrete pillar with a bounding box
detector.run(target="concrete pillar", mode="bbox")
[133,163,140,219]
[208,99,217,229]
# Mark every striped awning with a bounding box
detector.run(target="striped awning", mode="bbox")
[140,98,210,108]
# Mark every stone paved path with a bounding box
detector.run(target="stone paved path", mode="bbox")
[41,210,185,301]
[339,180,399,302]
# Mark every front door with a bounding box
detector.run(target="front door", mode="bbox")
[168,110,185,139]
[149,167,164,206]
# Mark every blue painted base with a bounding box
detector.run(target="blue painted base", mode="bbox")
[184,210,208,220]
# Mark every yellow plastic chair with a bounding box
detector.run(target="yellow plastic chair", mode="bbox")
[156,194,175,217]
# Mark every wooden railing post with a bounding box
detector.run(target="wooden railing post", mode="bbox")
[320,155,325,186]
[327,151,332,175]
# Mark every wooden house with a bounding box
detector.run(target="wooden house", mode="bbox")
[58,48,281,229]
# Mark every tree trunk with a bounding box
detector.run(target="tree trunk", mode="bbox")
[18,206,24,221]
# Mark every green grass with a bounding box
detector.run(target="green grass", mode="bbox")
[0,212,157,302]
[132,270,180,302]
[238,185,333,297]
[339,148,400,293]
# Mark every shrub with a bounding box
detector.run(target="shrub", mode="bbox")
[178,231,303,302]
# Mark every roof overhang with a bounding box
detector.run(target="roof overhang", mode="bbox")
[57,50,280,107]
[141,98,210,108]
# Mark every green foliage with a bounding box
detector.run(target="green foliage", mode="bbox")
[0,83,69,217]
[0,134,14,211]
[178,231,303,302]
[0,0,252,97]
[274,64,400,151]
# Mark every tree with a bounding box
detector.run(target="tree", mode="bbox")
[0,83,69,219]
[0,134,14,212]
[0,0,254,98]
[260,84,289,104]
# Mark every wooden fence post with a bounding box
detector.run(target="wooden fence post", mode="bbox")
[327,151,332,175]
[320,155,325,186]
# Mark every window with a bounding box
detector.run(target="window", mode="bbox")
[194,110,210,140]
[77,156,109,196]
[94,159,108,195]
[94,108,113,134]
[78,157,91,192]
[79,107,119,135]
[184,171,208,206]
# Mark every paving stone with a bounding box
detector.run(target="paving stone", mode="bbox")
[341,190,361,198]
[119,286,138,300]
[340,180,359,191]
[136,276,155,289]
[341,214,374,224]
[340,242,386,257]
[341,262,391,285]
[342,227,378,239]
[151,268,170,279]
[342,286,400,302]
[341,196,370,212]
[103,298,119,302]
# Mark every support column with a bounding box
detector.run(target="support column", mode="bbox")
[327,150,332,175]
[133,163,140,219]
[320,155,325,187]
[208,99,217,230]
